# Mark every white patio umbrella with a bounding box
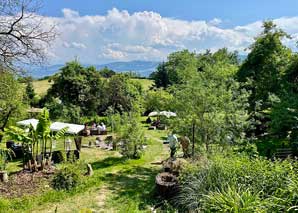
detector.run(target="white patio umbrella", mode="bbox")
[148,111,177,118]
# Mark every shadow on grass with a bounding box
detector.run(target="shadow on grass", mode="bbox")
[103,166,161,210]
[91,156,127,170]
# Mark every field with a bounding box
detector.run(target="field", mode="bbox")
[32,79,53,96]
[33,78,153,96]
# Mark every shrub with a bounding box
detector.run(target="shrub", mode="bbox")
[201,186,266,213]
[175,153,298,212]
[51,166,80,190]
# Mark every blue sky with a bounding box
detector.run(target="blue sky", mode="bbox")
[37,1,298,64]
[42,0,298,27]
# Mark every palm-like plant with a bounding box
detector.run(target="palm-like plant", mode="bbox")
[5,108,68,171]
[0,148,15,171]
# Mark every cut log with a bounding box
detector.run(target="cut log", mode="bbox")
[155,172,179,198]
[86,164,93,176]
[0,171,8,182]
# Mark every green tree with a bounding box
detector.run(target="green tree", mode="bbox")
[99,67,116,78]
[171,67,249,152]
[47,61,105,116]
[197,48,239,77]
[151,50,198,88]
[150,62,170,88]
[144,89,174,113]
[106,74,143,112]
[0,72,27,142]
[237,21,292,110]
[25,79,37,106]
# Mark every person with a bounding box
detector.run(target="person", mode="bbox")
[91,122,97,130]
[97,122,106,132]
[167,132,179,158]
[101,122,106,131]
[146,117,152,124]
[179,136,191,158]
[152,118,161,127]
[83,123,90,136]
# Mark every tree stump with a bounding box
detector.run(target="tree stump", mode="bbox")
[155,172,179,198]
[0,171,8,182]
[86,164,93,176]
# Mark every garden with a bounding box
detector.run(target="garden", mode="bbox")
[1,1,298,212]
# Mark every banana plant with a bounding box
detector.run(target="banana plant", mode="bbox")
[0,148,15,171]
[5,108,68,170]
[5,125,35,169]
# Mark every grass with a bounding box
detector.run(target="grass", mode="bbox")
[131,78,153,91]
[33,78,153,97]
[32,79,53,96]
[0,118,169,213]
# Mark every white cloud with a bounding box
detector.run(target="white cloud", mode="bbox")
[209,18,222,26]
[63,42,87,49]
[38,8,298,64]
[100,48,127,60]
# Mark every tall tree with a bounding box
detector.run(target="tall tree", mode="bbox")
[47,61,105,116]
[237,21,292,110]
[0,72,26,142]
[151,50,197,88]
[106,74,143,112]
[25,78,36,106]
[0,0,56,70]
[171,65,249,152]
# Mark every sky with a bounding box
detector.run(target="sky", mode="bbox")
[35,0,298,64]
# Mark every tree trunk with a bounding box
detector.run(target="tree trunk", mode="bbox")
[192,122,195,158]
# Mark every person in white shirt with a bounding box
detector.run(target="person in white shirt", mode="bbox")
[167,133,178,158]
[97,122,106,132]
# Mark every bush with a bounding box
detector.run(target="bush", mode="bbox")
[175,153,298,212]
[51,166,80,190]
[201,186,265,213]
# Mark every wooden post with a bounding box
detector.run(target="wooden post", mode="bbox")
[192,122,195,158]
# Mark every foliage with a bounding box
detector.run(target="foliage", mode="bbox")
[98,67,116,78]
[47,61,105,116]
[151,50,198,88]
[237,21,292,111]
[45,62,143,118]
[0,148,15,171]
[0,72,27,141]
[5,108,68,165]
[107,105,145,159]
[170,67,250,151]
[106,74,143,113]
[176,153,298,212]
[202,186,264,213]
[144,89,174,113]
[25,79,37,106]
[197,48,239,77]
[118,113,145,159]
[51,166,80,191]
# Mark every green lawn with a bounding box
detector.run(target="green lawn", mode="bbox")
[0,118,169,213]
[32,79,53,96]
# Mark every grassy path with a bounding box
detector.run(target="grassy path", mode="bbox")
[29,130,169,213]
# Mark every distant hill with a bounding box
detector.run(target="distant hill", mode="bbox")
[27,60,160,78]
